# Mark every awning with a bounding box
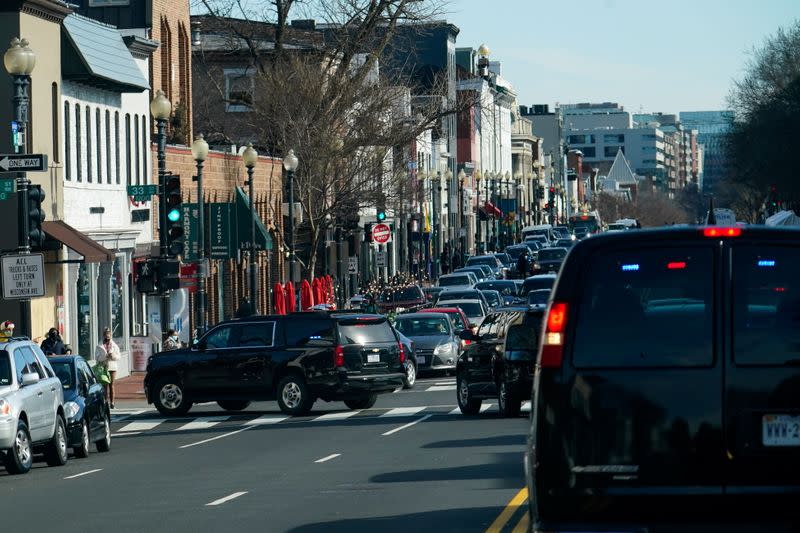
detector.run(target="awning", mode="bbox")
[235,186,273,251]
[42,221,115,263]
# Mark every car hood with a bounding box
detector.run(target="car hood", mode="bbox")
[405,335,452,350]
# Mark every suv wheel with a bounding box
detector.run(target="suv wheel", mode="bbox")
[96,413,111,453]
[73,419,90,458]
[403,362,417,389]
[217,400,251,412]
[153,377,193,416]
[44,416,69,467]
[457,372,482,415]
[343,394,377,410]
[4,420,33,474]
[497,379,521,418]
[276,375,314,416]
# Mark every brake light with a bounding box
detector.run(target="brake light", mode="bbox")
[397,342,406,363]
[703,227,741,238]
[667,261,686,270]
[541,302,568,368]
[334,345,345,367]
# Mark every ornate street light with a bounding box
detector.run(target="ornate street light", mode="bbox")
[242,143,259,311]
[283,149,299,308]
[191,134,209,334]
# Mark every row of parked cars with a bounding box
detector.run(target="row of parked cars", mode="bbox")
[1,342,111,475]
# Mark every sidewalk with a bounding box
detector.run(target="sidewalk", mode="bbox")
[115,372,146,401]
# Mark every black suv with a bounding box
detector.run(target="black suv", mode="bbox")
[144,312,407,416]
[456,309,544,417]
[526,226,800,531]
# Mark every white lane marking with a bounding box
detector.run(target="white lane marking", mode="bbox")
[174,416,229,432]
[64,468,102,480]
[117,419,167,432]
[426,385,456,392]
[180,426,252,449]
[111,431,142,437]
[244,415,287,426]
[205,491,248,506]
[521,401,531,412]
[480,403,493,413]
[449,407,461,415]
[313,411,361,422]
[314,453,341,463]
[380,407,425,418]
[434,381,456,385]
[382,414,433,436]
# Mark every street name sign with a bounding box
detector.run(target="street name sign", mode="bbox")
[0,178,15,200]
[2,253,45,299]
[372,223,391,244]
[0,153,48,173]
[127,184,158,202]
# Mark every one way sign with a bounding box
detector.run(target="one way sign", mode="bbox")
[0,153,48,173]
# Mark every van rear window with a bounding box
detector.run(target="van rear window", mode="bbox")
[733,245,800,366]
[572,247,714,368]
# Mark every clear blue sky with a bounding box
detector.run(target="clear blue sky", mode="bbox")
[446,0,799,114]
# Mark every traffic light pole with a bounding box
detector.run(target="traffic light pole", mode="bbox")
[12,74,31,339]
[155,116,170,339]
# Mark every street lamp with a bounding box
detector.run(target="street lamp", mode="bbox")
[191,134,209,335]
[431,171,441,278]
[283,149,299,310]
[474,171,482,253]
[4,38,35,338]
[242,143,259,311]
[477,44,490,79]
[458,169,467,256]
[150,89,172,335]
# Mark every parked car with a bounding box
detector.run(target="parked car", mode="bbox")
[437,289,491,309]
[49,355,111,457]
[480,289,503,309]
[145,312,407,417]
[466,254,506,278]
[442,299,488,330]
[437,272,477,290]
[532,246,568,273]
[520,273,558,297]
[393,313,461,374]
[377,284,425,313]
[526,226,800,531]
[0,339,69,474]
[456,309,545,416]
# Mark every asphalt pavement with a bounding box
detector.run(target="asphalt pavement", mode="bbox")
[0,376,530,533]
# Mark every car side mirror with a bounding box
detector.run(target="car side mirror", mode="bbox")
[21,371,40,386]
[194,340,206,351]
[459,329,475,342]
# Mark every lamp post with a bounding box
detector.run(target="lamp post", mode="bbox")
[474,171,482,253]
[458,170,467,256]
[485,172,491,251]
[150,89,172,334]
[242,143,259,311]
[4,38,35,338]
[283,149,299,308]
[516,183,525,242]
[431,171,440,279]
[191,134,209,335]
[490,172,498,251]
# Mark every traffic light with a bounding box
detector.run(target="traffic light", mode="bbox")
[548,186,556,199]
[364,222,374,243]
[28,184,46,248]
[135,260,158,294]
[157,259,181,292]
[163,175,184,257]
[376,209,386,222]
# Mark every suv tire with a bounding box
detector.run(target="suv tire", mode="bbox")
[344,393,378,410]
[73,418,91,458]
[457,372,482,415]
[4,420,33,475]
[96,413,111,453]
[402,362,416,389]
[276,375,314,416]
[153,377,193,416]
[44,416,69,467]
[497,379,521,418]
[217,400,251,412]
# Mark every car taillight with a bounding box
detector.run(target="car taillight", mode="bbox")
[397,342,406,363]
[334,345,345,367]
[541,302,568,368]
[703,227,741,238]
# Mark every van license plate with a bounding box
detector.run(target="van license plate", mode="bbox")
[762,415,800,446]
[367,354,380,363]
[416,356,425,364]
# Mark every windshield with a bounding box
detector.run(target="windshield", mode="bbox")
[528,290,550,305]
[380,286,422,302]
[482,291,501,306]
[475,281,517,296]
[494,254,511,266]
[522,277,556,295]
[506,247,526,259]
[50,361,74,390]
[0,351,11,386]
[439,290,480,301]
[453,302,484,317]
[466,256,497,267]
[537,248,567,261]
[394,316,450,337]
[439,275,471,287]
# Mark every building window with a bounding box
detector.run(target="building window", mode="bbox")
[105,110,111,184]
[125,114,131,186]
[134,114,140,185]
[75,104,82,182]
[64,102,71,181]
[114,112,120,184]
[580,146,596,158]
[160,17,172,103]
[51,83,59,163]
[111,255,127,351]
[86,106,92,183]
[604,146,624,158]
[141,115,148,184]
[224,68,255,112]
[603,134,624,144]
[96,108,102,182]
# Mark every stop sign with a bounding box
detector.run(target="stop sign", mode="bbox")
[372,223,391,244]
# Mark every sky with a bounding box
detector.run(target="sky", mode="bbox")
[445,0,800,114]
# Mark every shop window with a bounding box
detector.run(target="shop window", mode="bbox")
[106,110,111,184]
[134,114,140,185]
[75,104,82,182]
[64,102,71,181]
[125,114,131,186]
[115,112,120,184]
[77,264,92,357]
[86,106,92,183]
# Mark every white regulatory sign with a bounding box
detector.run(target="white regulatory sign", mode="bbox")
[375,251,387,268]
[347,256,358,275]
[2,253,46,299]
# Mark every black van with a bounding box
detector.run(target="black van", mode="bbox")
[525,226,800,531]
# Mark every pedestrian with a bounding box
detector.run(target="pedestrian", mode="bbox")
[236,298,254,318]
[0,321,15,342]
[95,327,121,408]
[40,327,66,356]
[441,244,451,275]
[163,329,180,351]
[451,248,461,270]
[516,252,530,280]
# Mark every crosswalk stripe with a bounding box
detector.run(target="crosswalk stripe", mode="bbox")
[117,419,167,432]
[244,415,287,426]
[174,416,229,431]
[480,403,493,413]
[434,381,456,385]
[449,407,461,415]
[521,401,531,412]
[426,385,456,392]
[380,407,425,417]
[312,410,361,422]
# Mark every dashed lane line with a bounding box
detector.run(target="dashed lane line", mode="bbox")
[205,491,248,506]
[382,414,432,436]
[64,468,103,480]
[314,453,341,463]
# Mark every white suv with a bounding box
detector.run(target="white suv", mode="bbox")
[0,339,68,474]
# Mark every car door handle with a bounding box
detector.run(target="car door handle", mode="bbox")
[51,387,57,392]
[37,391,43,397]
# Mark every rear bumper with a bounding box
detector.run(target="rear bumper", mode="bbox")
[312,372,405,399]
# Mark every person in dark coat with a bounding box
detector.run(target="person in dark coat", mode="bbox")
[516,252,530,280]
[440,244,451,275]
[41,328,66,355]
[235,299,255,318]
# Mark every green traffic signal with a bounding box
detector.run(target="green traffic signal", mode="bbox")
[167,208,181,222]
[377,211,386,221]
